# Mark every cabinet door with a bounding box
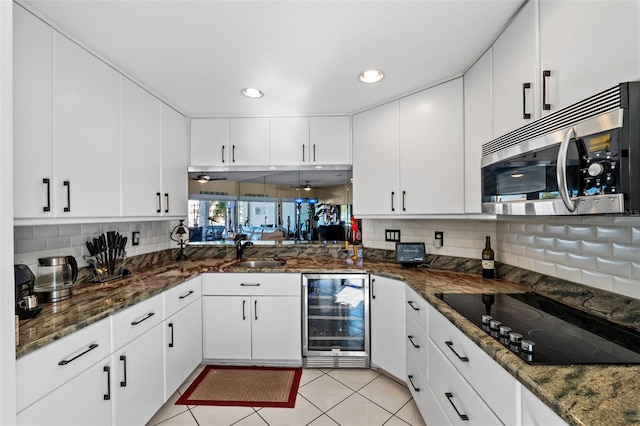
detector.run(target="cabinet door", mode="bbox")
[120,76,162,217]
[229,118,270,165]
[522,385,567,426]
[53,33,119,217]
[309,116,351,165]
[464,48,493,214]
[161,104,188,217]
[399,78,464,214]
[112,325,164,426]
[352,101,400,216]
[190,118,229,166]
[13,6,54,219]
[202,296,252,360]
[539,1,640,114]
[165,299,203,399]
[251,296,301,362]
[17,359,112,426]
[492,0,538,137]
[269,117,310,165]
[370,275,406,381]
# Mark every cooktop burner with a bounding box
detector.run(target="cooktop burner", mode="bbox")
[437,292,640,365]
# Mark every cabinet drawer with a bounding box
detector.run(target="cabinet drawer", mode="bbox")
[427,339,501,426]
[428,303,519,425]
[405,285,428,331]
[17,318,111,412]
[405,352,428,419]
[164,276,202,319]
[405,314,428,370]
[202,273,300,296]
[111,293,163,351]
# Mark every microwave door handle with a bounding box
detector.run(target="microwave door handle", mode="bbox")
[556,127,577,213]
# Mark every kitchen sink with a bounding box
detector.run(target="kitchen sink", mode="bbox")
[230,260,286,268]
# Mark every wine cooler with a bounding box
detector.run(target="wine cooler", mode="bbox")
[302,273,370,368]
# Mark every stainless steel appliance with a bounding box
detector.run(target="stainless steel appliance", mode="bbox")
[438,292,640,365]
[481,82,640,215]
[15,264,42,319]
[34,255,78,302]
[302,273,370,368]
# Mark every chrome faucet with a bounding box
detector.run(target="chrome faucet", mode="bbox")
[236,240,253,260]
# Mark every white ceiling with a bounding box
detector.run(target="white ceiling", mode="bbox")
[21,0,524,118]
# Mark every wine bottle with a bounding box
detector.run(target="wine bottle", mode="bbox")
[482,236,495,278]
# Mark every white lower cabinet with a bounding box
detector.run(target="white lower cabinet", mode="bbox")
[202,273,302,364]
[17,357,113,426]
[111,325,164,426]
[522,386,567,426]
[370,275,406,381]
[164,277,203,399]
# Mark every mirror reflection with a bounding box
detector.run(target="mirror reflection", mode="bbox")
[187,169,352,243]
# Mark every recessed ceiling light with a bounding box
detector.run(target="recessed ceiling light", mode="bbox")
[241,87,264,98]
[359,69,384,84]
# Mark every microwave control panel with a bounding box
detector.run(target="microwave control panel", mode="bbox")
[579,130,621,196]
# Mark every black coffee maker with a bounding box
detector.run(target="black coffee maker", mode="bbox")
[15,264,41,319]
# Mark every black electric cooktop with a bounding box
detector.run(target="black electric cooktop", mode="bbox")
[437,292,640,365]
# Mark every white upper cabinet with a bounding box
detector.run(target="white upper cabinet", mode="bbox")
[309,116,351,165]
[269,117,310,166]
[229,118,270,165]
[399,78,464,214]
[353,101,400,216]
[161,104,188,217]
[539,0,640,115]
[13,5,53,219]
[464,48,493,214]
[120,77,162,217]
[492,0,538,138]
[53,33,120,218]
[492,0,640,138]
[190,118,229,167]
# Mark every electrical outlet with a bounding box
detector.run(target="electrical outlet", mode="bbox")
[132,231,140,246]
[385,229,401,242]
[435,231,444,248]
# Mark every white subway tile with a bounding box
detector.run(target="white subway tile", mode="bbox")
[580,240,613,257]
[33,225,59,239]
[580,215,614,226]
[596,226,631,243]
[632,227,640,244]
[46,237,71,250]
[16,239,47,254]
[80,223,101,234]
[580,270,613,291]
[632,263,640,281]
[534,260,556,277]
[613,216,640,226]
[14,226,34,241]
[544,250,567,265]
[555,238,580,253]
[500,252,518,266]
[567,253,596,269]
[612,277,640,299]
[517,235,535,246]
[612,243,640,262]
[508,243,525,256]
[568,225,596,240]
[533,236,555,249]
[525,247,546,260]
[556,265,581,283]
[524,223,545,235]
[13,253,33,266]
[543,224,567,238]
[59,224,82,237]
[518,255,536,271]
[596,257,632,278]
[509,222,526,233]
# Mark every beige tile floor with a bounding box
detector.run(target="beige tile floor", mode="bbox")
[147,366,427,426]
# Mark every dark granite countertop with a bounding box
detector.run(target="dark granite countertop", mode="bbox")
[15,248,640,426]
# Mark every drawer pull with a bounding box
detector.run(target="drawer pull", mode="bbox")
[242,300,246,320]
[179,290,195,299]
[168,323,174,348]
[131,312,155,326]
[63,180,71,212]
[407,375,420,392]
[445,341,469,362]
[43,178,51,212]
[255,300,258,320]
[240,283,260,286]
[58,343,99,365]
[103,365,111,400]
[407,300,420,311]
[407,335,420,348]
[119,355,127,387]
[445,392,469,421]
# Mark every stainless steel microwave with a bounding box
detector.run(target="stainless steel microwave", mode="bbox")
[481,82,640,216]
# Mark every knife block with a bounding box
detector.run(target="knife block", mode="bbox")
[83,253,127,282]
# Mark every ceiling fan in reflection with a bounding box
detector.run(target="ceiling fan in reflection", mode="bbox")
[291,181,313,191]
[189,174,227,183]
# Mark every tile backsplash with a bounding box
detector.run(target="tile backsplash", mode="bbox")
[14,220,178,272]
[363,216,640,300]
